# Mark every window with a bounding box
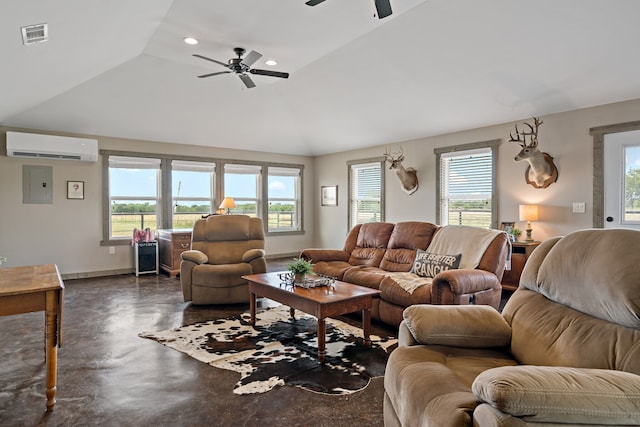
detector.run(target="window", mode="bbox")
[102,151,304,244]
[223,164,262,216]
[348,159,384,229]
[172,160,216,229]
[435,140,499,229]
[267,166,301,232]
[108,156,161,239]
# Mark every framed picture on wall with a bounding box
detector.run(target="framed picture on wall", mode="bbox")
[321,185,338,207]
[67,181,84,200]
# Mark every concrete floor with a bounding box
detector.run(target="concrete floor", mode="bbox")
[0,260,396,427]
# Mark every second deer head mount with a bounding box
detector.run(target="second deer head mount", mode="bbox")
[384,148,419,195]
[509,117,558,189]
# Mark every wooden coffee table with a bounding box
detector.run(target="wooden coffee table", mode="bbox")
[242,272,380,363]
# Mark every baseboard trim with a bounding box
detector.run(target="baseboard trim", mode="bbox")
[62,268,134,280]
[265,252,299,260]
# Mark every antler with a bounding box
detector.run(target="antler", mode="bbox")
[509,117,543,148]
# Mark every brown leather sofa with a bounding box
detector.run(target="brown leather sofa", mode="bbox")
[301,221,510,327]
[180,215,266,305]
[384,228,640,426]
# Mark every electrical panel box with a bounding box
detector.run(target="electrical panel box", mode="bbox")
[135,241,158,276]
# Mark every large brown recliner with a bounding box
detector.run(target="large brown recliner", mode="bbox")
[384,228,640,426]
[180,215,266,305]
[301,221,510,327]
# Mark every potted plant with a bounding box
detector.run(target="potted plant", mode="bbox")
[287,257,314,284]
[510,228,522,242]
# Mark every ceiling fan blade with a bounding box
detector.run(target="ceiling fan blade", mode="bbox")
[305,0,326,5]
[238,74,256,88]
[249,69,290,79]
[374,0,392,18]
[241,50,262,67]
[192,54,228,68]
[197,71,232,78]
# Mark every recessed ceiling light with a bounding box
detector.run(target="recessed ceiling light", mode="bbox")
[184,37,198,45]
[265,59,278,66]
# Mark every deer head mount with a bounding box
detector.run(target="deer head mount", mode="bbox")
[384,148,419,195]
[509,117,558,189]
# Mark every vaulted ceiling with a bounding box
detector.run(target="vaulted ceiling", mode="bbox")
[2,0,640,156]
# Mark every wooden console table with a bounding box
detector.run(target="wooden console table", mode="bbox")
[0,264,64,411]
[158,229,192,277]
[501,241,541,291]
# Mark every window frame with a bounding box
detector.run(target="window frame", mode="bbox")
[347,157,385,230]
[434,139,499,229]
[100,150,305,245]
[171,160,216,229]
[266,166,303,233]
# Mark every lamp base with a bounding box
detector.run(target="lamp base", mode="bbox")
[525,221,533,242]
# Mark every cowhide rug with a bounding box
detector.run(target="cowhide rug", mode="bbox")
[139,305,397,395]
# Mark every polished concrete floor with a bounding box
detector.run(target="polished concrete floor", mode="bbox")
[0,260,396,427]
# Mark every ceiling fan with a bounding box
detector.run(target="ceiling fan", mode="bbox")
[193,47,290,89]
[305,0,392,19]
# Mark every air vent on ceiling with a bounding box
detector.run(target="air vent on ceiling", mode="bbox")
[21,23,48,45]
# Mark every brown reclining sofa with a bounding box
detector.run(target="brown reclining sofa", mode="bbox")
[300,221,510,327]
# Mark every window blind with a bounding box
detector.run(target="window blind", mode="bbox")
[350,161,382,227]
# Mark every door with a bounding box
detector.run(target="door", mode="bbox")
[604,130,640,229]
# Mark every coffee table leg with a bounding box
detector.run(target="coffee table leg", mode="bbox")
[45,290,59,411]
[317,318,326,363]
[289,307,295,319]
[249,289,256,326]
[362,308,372,348]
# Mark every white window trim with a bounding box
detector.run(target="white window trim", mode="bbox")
[347,157,385,230]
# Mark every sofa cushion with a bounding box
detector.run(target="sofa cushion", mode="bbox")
[403,305,511,348]
[311,260,353,280]
[380,275,433,306]
[531,228,640,329]
[473,366,640,424]
[342,267,387,290]
[380,222,437,271]
[411,250,461,278]
[348,222,395,267]
[384,345,516,427]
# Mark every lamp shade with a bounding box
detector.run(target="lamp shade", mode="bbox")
[219,197,236,210]
[519,204,539,222]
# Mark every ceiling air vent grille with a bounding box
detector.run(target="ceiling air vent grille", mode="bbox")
[21,23,48,45]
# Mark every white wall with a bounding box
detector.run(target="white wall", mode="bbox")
[313,98,640,249]
[0,128,315,276]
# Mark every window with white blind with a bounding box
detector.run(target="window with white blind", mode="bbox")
[223,164,262,217]
[267,166,301,232]
[171,160,216,229]
[348,159,385,229]
[108,156,161,238]
[435,140,499,229]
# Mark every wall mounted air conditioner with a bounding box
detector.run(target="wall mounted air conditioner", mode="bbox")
[6,131,98,162]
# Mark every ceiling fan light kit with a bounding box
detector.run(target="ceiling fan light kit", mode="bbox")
[194,47,290,89]
[305,0,393,19]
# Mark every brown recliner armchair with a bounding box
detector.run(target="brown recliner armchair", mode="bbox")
[180,215,266,305]
[384,228,640,426]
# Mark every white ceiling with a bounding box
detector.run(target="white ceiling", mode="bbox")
[2,0,640,156]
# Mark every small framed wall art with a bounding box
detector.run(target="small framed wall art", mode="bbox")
[321,185,338,207]
[67,181,84,200]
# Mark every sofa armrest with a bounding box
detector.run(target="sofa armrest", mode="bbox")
[180,250,208,265]
[473,366,640,425]
[402,304,511,348]
[432,269,501,304]
[242,248,265,263]
[397,320,419,347]
[300,248,350,263]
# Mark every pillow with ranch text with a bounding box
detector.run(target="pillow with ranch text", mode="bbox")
[412,250,461,278]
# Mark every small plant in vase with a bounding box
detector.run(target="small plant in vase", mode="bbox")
[509,228,522,242]
[0,256,6,266]
[287,257,314,284]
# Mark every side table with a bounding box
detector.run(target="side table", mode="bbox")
[501,241,541,291]
[158,229,192,277]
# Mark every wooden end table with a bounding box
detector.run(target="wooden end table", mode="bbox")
[0,264,64,411]
[242,272,380,363]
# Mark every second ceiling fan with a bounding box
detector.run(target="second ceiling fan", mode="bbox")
[193,47,290,89]
[305,0,392,19]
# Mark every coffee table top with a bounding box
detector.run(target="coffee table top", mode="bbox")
[243,272,380,303]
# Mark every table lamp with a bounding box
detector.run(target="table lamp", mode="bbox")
[519,204,539,242]
[219,197,236,215]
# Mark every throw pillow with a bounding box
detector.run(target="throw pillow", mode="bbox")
[412,249,461,278]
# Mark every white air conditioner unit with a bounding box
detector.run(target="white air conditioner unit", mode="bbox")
[6,131,98,162]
